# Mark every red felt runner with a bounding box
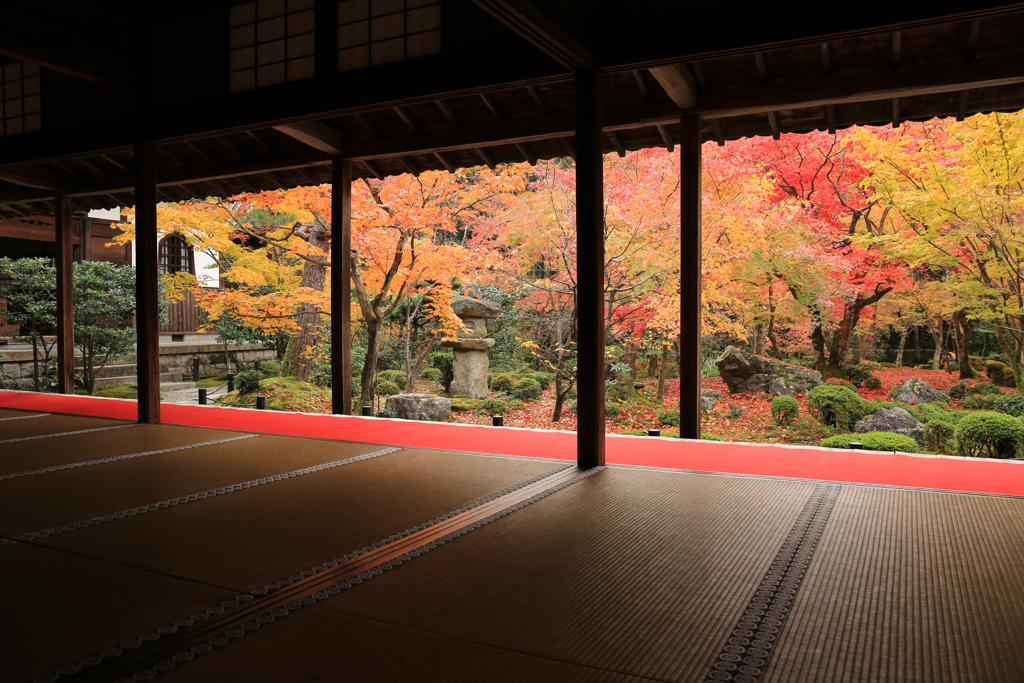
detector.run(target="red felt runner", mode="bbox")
[2,390,1022,497]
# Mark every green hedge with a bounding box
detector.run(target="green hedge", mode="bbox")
[605,402,622,417]
[924,420,955,453]
[820,431,918,453]
[489,373,516,393]
[658,409,680,426]
[807,384,867,430]
[955,411,1024,458]
[509,378,542,401]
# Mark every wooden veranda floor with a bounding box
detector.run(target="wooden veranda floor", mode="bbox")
[4,407,1024,682]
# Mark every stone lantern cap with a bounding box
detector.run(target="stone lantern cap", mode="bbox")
[451,296,501,319]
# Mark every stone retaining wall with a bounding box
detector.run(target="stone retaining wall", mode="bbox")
[0,342,276,391]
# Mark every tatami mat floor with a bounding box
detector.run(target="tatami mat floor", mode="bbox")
[4,407,1024,682]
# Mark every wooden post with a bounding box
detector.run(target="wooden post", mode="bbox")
[575,68,605,467]
[79,216,92,262]
[331,156,353,415]
[135,140,160,424]
[54,194,75,394]
[679,115,702,439]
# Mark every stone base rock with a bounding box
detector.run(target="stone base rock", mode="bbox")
[854,407,925,443]
[701,389,722,411]
[888,378,948,404]
[384,393,451,421]
[715,346,823,396]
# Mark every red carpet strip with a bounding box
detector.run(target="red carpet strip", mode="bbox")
[37,464,592,683]
[0,445,399,550]
[2,391,1023,497]
[0,434,259,481]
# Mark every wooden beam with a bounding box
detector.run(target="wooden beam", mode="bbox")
[559,137,575,160]
[399,157,418,176]
[892,97,901,128]
[273,121,344,155]
[471,0,592,70]
[331,157,352,415]
[433,151,457,174]
[515,142,538,165]
[767,111,781,140]
[527,85,549,114]
[575,68,605,468]
[480,92,503,119]
[892,31,902,68]
[434,99,459,125]
[711,118,725,147]
[956,90,970,121]
[649,63,698,108]
[0,167,61,190]
[474,147,495,168]
[0,30,133,90]
[607,130,626,158]
[656,124,674,152]
[54,194,74,394]
[695,55,1024,119]
[359,160,383,179]
[968,18,981,58]
[392,106,418,133]
[826,104,837,134]
[679,114,701,440]
[135,140,160,424]
[821,42,831,76]
[754,52,768,83]
[632,69,651,101]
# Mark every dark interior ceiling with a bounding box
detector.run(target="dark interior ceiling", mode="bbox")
[0,2,1022,217]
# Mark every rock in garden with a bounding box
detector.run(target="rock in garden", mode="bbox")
[700,388,721,411]
[714,346,823,396]
[854,407,925,443]
[384,393,451,421]
[888,378,948,405]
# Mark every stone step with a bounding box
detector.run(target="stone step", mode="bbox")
[76,361,170,375]
[157,381,197,393]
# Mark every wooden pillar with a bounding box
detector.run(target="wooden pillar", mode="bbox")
[331,156,352,415]
[54,195,75,394]
[575,68,605,467]
[679,115,702,438]
[79,216,92,262]
[135,140,160,424]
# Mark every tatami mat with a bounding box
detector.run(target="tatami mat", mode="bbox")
[763,486,1024,682]
[0,435,381,534]
[0,424,243,475]
[172,604,655,683]
[308,467,816,682]
[36,449,563,592]
[0,413,127,440]
[1,543,236,682]
[0,408,43,419]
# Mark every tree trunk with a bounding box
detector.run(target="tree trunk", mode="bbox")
[953,309,977,379]
[827,290,891,378]
[753,324,765,355]
[359,315,381,408]
[811,325,828,376]
[31,336,40,391]
[914,326,921,363]
[288,224,330,382]
[656,335,670,402]
[551,373,565,423]
[896,320,910,366]
[928,325,943,370]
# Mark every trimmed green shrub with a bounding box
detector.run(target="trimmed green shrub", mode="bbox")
[826,377,858,391]
[658,409,680,426]
[969,382,1003,396]
[235,370,263,394]
[428,352,454,392]
[421,367,442,382]
[863,376,883,390]
[258,361,281,377]
[605,402,622,417]
[907,403,965,424]
[846,362,877,387]
[820,431,918,453]
[478,398,510,415]
[924,420,956,453]
[510,378,542,401]
[955,411,1024,458]
[529,372,553,392]
[702,433,725,441]
[771,396,800,426]
[375,380,401,396]
[378,369,406,387]
[489,373,516,393]
[964,395,1000,411]
[450,397,482,413]
[992,394,1024,418]
[807,384,868,430]
[949,381,968,400]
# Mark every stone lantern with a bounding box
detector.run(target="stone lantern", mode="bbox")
[442,296,501,399]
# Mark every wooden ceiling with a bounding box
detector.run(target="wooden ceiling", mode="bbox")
[0,5,1023,217]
